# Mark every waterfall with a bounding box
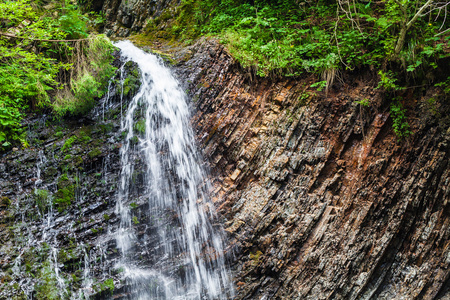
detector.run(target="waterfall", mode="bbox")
[113,41,234,299]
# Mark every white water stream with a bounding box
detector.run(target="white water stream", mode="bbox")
[113,41,234,299]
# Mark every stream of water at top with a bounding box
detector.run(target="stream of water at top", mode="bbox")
[113,41,234,299]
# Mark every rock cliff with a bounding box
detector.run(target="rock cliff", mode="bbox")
[175,39,450,299]
[98,0,179,37]
[0,30,449,300]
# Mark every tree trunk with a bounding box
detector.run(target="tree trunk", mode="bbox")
[394,22,407,56]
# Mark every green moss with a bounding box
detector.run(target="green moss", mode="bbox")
[71,273,81,284]
[103,214,110,221]
[35,261,60,300]
[44,166,58,177]
[98,123,114,134]
[53,186,74,212]
[61,136,77,153]
[59,173,69,182]
[54,131,64,138]
[73,156,83,167]
[1,196,11,207]
[34,189,49,214]
[132,216,139,224]
[249,250,263,266]
[130,135,139,145]
[53,174,75,213]
[88,148,102,159]
[104,278,114,293]
[57,249,69,263]
[93,278,114,295]
[133,119,146,134]
[121,61,141,96]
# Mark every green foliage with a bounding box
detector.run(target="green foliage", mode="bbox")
[390,99,412,139]
[53,173,75,212]
[356,98,370,107]
[145,0,449,81]
[53,34,117,117]
[34,189,50,214]
[61,136,77,153]
[376,71,402,91]
[0,0,77,149]
[311,81,327,92]
[435,76,450,94]
[132,216,139,224]
[58,3,88,39]
[0,1,116,149]
[134,119,146,134]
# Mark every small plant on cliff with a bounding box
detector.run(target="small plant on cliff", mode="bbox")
[356,98,370,107]
[61,136,77,153]
[390,99,412,140]
[35,261,61,300]
[34,189,50,214]
[53,173,75,212]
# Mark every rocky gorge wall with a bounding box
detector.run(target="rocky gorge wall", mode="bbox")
[0,57,144,299]
[96,0,179,37]
[0,21,449,300]
[174,39,450,299]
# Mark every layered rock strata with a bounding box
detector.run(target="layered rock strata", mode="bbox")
[177,39,450,300]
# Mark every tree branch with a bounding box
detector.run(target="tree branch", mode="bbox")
[0,32,89,42]
[407,0,434,30]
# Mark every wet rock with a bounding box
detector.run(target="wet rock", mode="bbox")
[99,0,178,37]
[0,58,141,299]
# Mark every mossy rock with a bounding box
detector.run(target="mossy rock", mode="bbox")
[35,261,60,300]
[0,196,11,207]
[43,166,58,178]
[53,174,75,213]
[61,136,77,153]
[122,61,142,96]
[88,147,102,159]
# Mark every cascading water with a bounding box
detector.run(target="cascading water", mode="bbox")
[113,41,234,299]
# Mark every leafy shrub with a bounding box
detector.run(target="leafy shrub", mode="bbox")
[0,1,116,150]
[390,99,412,139]
[52,34,117,117]
[34,189,50,214]
[58,3,88,39]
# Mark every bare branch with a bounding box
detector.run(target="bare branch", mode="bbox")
[0,32,89,42]
[406,0,434,29]
[435,26,450,36]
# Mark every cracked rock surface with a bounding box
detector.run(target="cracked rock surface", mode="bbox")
[176,39,450,300]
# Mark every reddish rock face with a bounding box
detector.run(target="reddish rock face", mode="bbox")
[177,39,450,299]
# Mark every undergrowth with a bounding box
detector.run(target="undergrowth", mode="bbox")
[142,0,450,139]
[0,0,116,150]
